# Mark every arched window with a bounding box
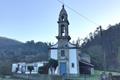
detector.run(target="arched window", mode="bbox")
[61,25,65,36]
[61,15,64,21]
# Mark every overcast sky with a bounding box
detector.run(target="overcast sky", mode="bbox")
[0,0,120,43]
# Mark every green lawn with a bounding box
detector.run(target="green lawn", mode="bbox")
[65,70,120,80]
[0,70,120,80]
[94,70,120,76]
[0,78,24,80]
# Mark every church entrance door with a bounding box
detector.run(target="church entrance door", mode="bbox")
[60,62,67,75]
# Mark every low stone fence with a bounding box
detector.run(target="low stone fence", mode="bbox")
[13,74,101,80]
[64,74,100,80]
[13,74,100,80]
[13,74,62,80]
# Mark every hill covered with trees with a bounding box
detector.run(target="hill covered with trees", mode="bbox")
[0,37,49,75]
[81,23,120,72]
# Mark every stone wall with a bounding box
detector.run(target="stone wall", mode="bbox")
[13,74,62,80]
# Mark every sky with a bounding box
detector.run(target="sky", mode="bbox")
[0,0,120,43]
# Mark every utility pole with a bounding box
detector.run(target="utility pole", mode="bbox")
[98,26,106,73]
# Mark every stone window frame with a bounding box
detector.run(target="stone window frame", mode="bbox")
[61,50,65,57]
[71,63,74,68]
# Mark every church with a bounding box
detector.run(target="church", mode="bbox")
[49,5,94,75]
[11,5,94,76]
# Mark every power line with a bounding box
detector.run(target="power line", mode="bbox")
[57,0,100,26]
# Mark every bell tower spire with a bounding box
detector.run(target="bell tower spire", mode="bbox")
[56,5,71,41]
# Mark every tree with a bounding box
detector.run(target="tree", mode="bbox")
[89,32,93,40]
[38,59,58,74]
[76,38,80,47]
[48,59,58,74]
[38,66,44,74]
[27,66,34,74]
[49,59,58,69]
[38,64,49,74]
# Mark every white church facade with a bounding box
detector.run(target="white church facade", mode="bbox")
[49,5,94,75]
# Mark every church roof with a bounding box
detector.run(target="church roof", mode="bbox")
[79,60,94,67]
[49,42,78,49]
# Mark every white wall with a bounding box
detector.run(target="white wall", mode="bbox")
[91,68,94,75]
[69,49,78,74]
[50,49,58,60]
[12,64,18,72]
[12,63,26,73]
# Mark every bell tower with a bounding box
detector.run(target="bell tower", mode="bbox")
[56,5,71,75]
[56,5,71,42]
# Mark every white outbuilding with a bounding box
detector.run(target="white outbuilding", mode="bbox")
[12,61,48,74]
